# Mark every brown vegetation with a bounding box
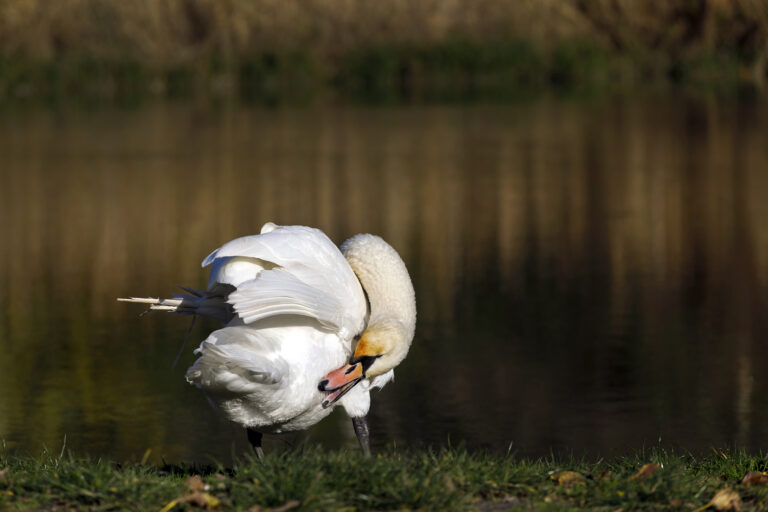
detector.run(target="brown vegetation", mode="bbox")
[0,0,574,61]
[572,0,768,83]
[0,0,766,98]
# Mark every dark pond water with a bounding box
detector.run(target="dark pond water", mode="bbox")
[2,95,768,464]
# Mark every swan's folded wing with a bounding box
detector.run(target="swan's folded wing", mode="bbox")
[203,224,367,338]
[228,269,344,331]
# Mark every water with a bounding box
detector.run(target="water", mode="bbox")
[2,95,768,464]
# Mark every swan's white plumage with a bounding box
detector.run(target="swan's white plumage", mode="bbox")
[203,224,367,340]
[183,222,414,433]
[229,269,346,332]
[122,221,414,437]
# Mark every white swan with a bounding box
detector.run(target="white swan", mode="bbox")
[119,222,416,456]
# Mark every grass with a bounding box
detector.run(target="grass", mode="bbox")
[2,446,768,510]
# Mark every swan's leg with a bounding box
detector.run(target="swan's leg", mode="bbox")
[247,428,264,460]
[351,416,371,457]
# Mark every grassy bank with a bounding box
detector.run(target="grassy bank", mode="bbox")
[2,447,768,510]
[0,0,766,103]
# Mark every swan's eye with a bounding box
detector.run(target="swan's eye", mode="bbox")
[349,354,380,373]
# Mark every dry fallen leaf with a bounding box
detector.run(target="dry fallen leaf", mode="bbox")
[551,471,587,487]
[180,492,220,508]
[692,488,742,512]
[0,468,8,485]
[159,498,181,512]
[172,492,220,510]
[630,463,660,481]
[159,477,220,512]
[741,471,768,486]
[186,475,205,492]
[710,488,741,511]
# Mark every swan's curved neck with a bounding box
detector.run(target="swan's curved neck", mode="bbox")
[341,235,416,375]
[342,235,415,336]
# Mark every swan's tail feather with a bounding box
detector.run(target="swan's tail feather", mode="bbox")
[176,286,204,298]
[118,285,235,324]
[117,296,197,314]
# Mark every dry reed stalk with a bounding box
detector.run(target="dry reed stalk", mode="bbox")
[0,0,765,89]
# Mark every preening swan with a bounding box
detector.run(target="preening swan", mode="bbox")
[119,222,416,456]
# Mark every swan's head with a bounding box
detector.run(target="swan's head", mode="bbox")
[349,318,412,377]
[319,234,416,407]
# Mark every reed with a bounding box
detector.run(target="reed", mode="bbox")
[0,0,765,101]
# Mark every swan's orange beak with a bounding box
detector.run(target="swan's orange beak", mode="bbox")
[319,362,363,408]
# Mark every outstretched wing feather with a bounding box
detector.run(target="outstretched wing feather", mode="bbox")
[228,269,343,330]
[202,225,366,338]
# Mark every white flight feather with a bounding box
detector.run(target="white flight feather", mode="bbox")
[228,269,344,331]
[203,225,366,338]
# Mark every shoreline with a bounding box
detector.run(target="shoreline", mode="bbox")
[2,447,767,510]
[0,42,756,105]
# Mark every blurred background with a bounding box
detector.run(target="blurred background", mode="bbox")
[2,0,768,465]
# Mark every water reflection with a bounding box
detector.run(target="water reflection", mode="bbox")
[1,95,768,463]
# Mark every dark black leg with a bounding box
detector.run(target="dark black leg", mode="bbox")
[247,428,264,460]
[351,416,371,457]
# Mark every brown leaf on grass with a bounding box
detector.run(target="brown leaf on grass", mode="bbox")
[741,471,768,486]
[551,471,586,487]
[0,468,8,484]
[629,463,659,481]
[178,492,220,508]
[702,488,741,512]
[159,480,220,512]
[186,475,205,492]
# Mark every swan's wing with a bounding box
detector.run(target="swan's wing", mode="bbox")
[202,225,349,292]
[203,224,320,268]
[228,269,344,331]
[203,224,367,339]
